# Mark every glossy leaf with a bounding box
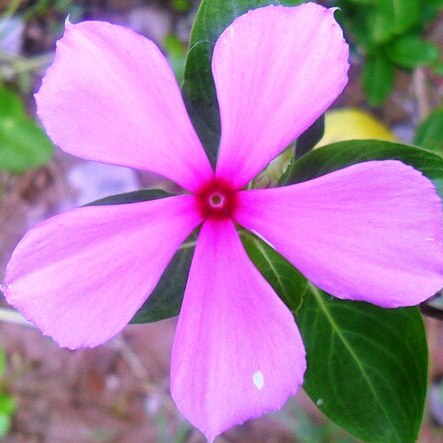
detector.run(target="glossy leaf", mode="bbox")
[182,0,305,165]
[0,88,53,173]
[242,232,308,313]
[386,35,439,69]
[243,208,428,442]
[298,284,427,443]
[414,108,443,154]
[363,54,394,105]
[286,139,443,198]
[182,41,220,166]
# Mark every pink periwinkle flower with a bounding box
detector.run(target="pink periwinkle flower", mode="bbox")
[4,3,443,440]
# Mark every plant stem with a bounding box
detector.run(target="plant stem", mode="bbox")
[0,307,32,327]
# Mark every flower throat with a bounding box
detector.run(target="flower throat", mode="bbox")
[197,180,237,220]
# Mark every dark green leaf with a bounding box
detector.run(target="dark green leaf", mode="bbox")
[131,235,195,324]
[386,36,439,69]
[363,54,394,105]
[182,0,305,165]
[421,0,443,23]
[242,232,308,313]
[286,139,443,198]
[84,189,172,207]
[295,115,325,159]
[182,41,220,167]
[298,284,427,443]
[414,108,443,154]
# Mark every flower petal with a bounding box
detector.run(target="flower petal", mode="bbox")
[235,160,443,307]
[171,219,305,441]
[3,195,201,349]
[213,4,349,189]
[36,21,213,192]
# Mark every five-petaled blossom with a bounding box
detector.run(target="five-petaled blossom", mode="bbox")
[4,3,443,441]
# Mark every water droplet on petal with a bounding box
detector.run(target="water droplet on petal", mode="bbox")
[253,370,264,390]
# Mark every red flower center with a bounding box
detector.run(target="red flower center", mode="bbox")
[197,180,237,220]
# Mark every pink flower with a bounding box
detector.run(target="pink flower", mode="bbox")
[3,3,443,440]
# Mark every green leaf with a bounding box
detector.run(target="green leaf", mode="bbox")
[295,115,325,159]
[287,139,443,198]
[414,108,443,154]
[163,34,187,83]
[182,41,220,167]
[242,232,308,313]
[0,119,54,173]
[0,413,11,439]
[298,284,427,443]
[172,0,191,12]
[421,0,443,23]
[386,36,439,68]
[0,394,16,416]
[348,0,375,4]
[0,88,53,173]
[378,0,420,36]
[363,54,394,105]
[0,88,25,118]
[0,350,5,376]
[85,189,171,207]
[182,0,305,165]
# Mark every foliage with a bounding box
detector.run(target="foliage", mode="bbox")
[0,349,16,439]
[2,0,442,441]
[0,88,53,173]
[414,108,443,155]
[335,0,442,105]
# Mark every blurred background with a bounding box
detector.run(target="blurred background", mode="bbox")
[1,0,443,441]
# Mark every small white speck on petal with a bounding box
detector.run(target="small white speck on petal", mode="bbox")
[253,370,264,390]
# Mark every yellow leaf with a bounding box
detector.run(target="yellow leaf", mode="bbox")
[316,108,396,148]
